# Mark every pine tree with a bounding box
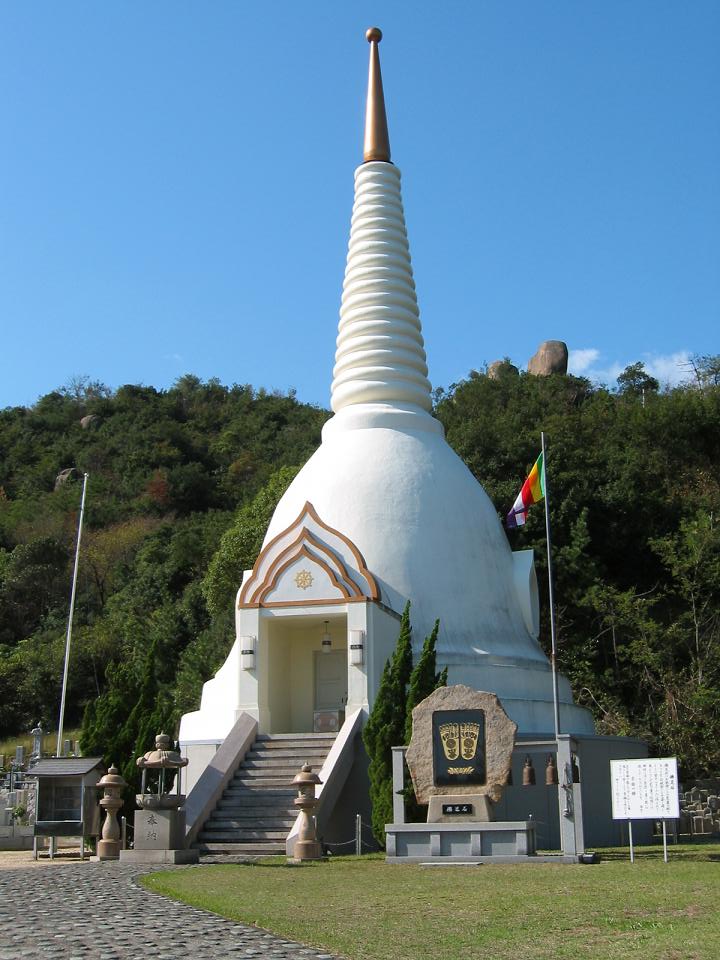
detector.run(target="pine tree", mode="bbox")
[363,601,413,845]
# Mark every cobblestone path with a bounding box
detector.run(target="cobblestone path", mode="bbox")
[0,862,340,960]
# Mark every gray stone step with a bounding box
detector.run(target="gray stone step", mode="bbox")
[232,776,297,788]
[242,758,314,770]
[208,818,294,830]
[246,748,329,761]
[195,731,336,858]
[221,786,295,799]
[235,765,299,777]
[194,841,285,856]
[214,804,293,817]
[256,733,336,742]
[214,797,294,808]
[199,830,288,842]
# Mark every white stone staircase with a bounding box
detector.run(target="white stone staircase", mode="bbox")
[194,733,336,856]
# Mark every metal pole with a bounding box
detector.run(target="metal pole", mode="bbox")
[57,472,89,757]
[628,820,634,863]
[662,820,668,863]
[541,433,561,740]
[355,813,362,856]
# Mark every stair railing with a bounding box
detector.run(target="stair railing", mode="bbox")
[184,712,258,847]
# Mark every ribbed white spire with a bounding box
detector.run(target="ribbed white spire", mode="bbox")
[331,161,433,415]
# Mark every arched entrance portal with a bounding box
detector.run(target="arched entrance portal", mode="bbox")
[261,611,348,734]
[232,502,395,737]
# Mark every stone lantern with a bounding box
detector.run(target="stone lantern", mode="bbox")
[135,732,188,810]
[119,732,198,864]
[95,764,127,860]
[291,763,324,862]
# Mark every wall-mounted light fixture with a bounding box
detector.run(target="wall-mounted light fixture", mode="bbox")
[349,629,365,665]
[240,635,256,670]
[321,621,332,654]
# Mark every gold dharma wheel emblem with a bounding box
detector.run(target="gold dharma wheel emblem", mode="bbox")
[294,569,314,590]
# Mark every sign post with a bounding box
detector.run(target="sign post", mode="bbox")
[610,757,680,863]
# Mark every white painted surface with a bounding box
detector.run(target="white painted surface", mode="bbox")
[512,549,540,639]
[332,163,432,414]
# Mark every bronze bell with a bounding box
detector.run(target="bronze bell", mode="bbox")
[545,754,559,786]
[522,755,536,787]
[572,754,581,783]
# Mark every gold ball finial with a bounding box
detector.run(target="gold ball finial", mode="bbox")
[366,27,382,43]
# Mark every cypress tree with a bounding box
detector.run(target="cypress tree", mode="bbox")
[403,619,447,821]
[363,601,413,845]
[404,619,446,745]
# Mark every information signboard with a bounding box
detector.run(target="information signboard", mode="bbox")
[610,757,680,821]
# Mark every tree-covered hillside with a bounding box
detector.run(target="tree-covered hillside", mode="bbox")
[0,375,328,782]
[435,359,720,776]
[0,363,718,781]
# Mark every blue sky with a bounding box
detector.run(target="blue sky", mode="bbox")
[1,2,718,410]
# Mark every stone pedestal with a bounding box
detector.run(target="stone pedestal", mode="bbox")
[119,809,199,864]
[427,794,494,823]
[293,837,324,860]
[135,809,186,850]
[385,820,542,863]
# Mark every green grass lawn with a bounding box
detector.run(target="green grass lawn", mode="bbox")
[141,843,720,960]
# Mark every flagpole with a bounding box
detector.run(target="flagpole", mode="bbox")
[541,432,561,740]
[57,472,89,757]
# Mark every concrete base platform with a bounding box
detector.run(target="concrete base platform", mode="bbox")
[401,855,583,865]
[119,848,199,864]
[386,820,536,862]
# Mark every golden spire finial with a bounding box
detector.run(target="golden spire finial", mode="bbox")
[363,27,391,163]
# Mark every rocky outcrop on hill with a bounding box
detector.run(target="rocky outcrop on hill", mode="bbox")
[54,467,79,490]
[527,340,568,376]
[487,360,519,380]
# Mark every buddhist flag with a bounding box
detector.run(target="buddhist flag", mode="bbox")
[506,452,545,528]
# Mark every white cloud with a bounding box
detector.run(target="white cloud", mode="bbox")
[641,351,693,387]
[567,348,693,389]
[567,348,600,375]
[163,352,184,363]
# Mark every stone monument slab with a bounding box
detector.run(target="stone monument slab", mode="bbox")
[405,685,516,807]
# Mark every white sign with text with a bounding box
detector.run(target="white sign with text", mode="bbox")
[610,757,680,820]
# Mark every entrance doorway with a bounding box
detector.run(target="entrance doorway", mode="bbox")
[314,650,347,712]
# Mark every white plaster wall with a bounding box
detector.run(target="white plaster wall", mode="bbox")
[512,549,540,639]
[178,639,243,743]
[264,631,290,731]
[365,603,403,706]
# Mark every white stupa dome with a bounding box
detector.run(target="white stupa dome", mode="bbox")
[262,38,594,735]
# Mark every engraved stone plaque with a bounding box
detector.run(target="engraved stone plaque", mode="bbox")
[432,709,486,787]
